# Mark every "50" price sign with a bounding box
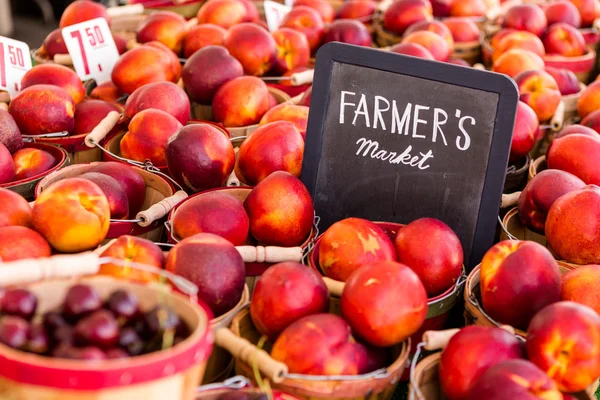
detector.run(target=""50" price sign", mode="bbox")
[0,36,32,98]
[62,18,119,84]
[264,1,291,32]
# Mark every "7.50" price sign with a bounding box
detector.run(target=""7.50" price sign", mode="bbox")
[62,18,119,84]
[0,36,32,98]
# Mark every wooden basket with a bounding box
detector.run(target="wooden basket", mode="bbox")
[35,162,175,242]
[0,273,212,400]
[373,18,403,48]
[190,87,291,138]
[145,0,204,18]
[543,49,597,84]
[111,13,147,42]
[528,155,546,181]
[0,143,69,200]
[197,386,300,399]
[230,307,411,400]
[452,41,481,65]
[504,155,531,193]
[563,84,586,122]
[31,47,74,69]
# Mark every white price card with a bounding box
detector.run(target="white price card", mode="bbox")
[264,1,291,32]
[62,18,119,84]
[0,36,32,98]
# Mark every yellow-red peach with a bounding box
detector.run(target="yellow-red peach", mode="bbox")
[136,11,187,54]
[237,121,304,185]
[89,162,146,216]
[8,85,75,136]
[144,41,182,82]
[42,29,68,58]
[224,23,276,76]
[59,0,109,28]
[577,80,600,119]
[502,4,548,37]
[99,235,165,282]
[12,148,56,181]
[165,123,235,192]
[166,233,245,316]
[442,17,480,43]
[244,171,314,247]
[212,76,271,127]
[0,109,22,154]
[120,109,182,166]
[295,0,335,23]
[324,19,372,47]
[492,31,546,63]
[449,0,486,17]
[32,178,110,252]
[318,217,396,282]
[510,101,540,161]
[125,81,190,125]
[281,6,325,52]
[544,23,586,57]
[430,0,453,17]
[74,100,122,135]
[405,20,454,49]
[196,0,258,29]
[492,49,545,79]
[581,110,600,134]
[183,24,226,58]
[480,240,561,330]
[561,265,600,314]
[554,124,600,140]
[570,0,597,27]
[526,301,600,392]
[250,261,329,339]
[383,0,432,35]
[0,226,51,261]
[0,143,15,184]
[78,172,129,219]
[272,28,310,74]
[340,261,428,346]
[0,188,31,227]
[544,66,581,96]
[402,30,451,61]
[259,104,309,139]
[390,42,435,59]
[90,81,124,103]
[113,34,127,55]
[336,0,376,21]
[545,1,581,28]
[515,70,561,122]
[21,64,85,105]
[547,134,600,186]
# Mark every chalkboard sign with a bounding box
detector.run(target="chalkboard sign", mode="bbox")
[301,43,518,269]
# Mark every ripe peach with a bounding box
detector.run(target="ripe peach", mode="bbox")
[0,143,15,184]
[547,134,600,186]
[182,45,244,105]
[554,124,600,140]
[561,265,600,314]
[144,41,182,82]
[244,171,314,247]
[9,85,75,136]
[0,226,51,261]
[259,104,309,139]
[125,81,190,125]
[492,49,545,78]
[544,66,580,96]
[271,313,368,375]
[467,359,563,400]
[59,0,109,28]
[99,235,165,282]
[341,261,428,346]
[32,178,110,252]
[518,170,585,234]
[237,121,304,185]
[492,31,546,63]
[402,30,452,61]
[577,80,600,119]
[527,301,600,392]
[89,162,146,216]
[251,262,329,339]
[324,18,373,46]
[42,29,68,58]
[78,172,129,219]
[546,185,600,264]
[165,123,235,192]
[295,0,334,23]
[480,241,561,330]
[405,20,454,49]
[272,28,310,74]
[395,218,463,296]
[224,23,276,77]
[300,86,312,106]
[336,0,376,21]
[544,23,586,57]
[136,11,187,54]
[172,191,248,245]
[510,101,541,161]
[21,64,85,105]
[545,1,581,28]
[120,109,183,166]
[166,233,246,316]
[0,188,31,228]
[439,326,524,400]
[12,148,56,181]
[183,24,226,58]
[570,0,597,27]
[390,42,435,59]
[515,70,561,122]
[449,0,486,17]
[196,0,258,29]
[212,76,270,127]
[0,110,22,154]
[502,4,548,37]
[383,0,432,35]
[89,81,123,103]
[113,34,128,55]
[318,218,395,282]
[281,6,326,52]
[490,28,518,49]
[73,100,122,135]
[111,44,180,94]
[581,110,600,133]
[442,17,480,43]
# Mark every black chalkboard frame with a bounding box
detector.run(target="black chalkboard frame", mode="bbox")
[302,42,519,270]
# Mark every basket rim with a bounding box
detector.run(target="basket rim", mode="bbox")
[0,143,69,189]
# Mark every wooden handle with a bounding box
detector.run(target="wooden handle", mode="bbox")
[422,329,461,351]
[288,93,304,105]
[85,111,120,147]
[137,190,188,227]
[501,192,521,209]
[473,63,486,70]
[0,103,7,112]
[107,4,144,17]
[215,328,288,383]
[290,69,314,86]
[53,53,73,65]
[0,252,101,286]
[236,246,303,263]
[499,325,515,335]
[0,92,10,103]
[177,78,184,89]
[551,100,565,132]
[186,18,198,30]
[322,277,345,297]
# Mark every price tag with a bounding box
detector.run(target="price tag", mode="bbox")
[62,18,119,84]
[0,36,32,98]
[264,1,291,32]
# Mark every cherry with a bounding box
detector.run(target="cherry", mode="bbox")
[0,316,29,349]
[53,325,74,346]
[74,310,119,349]
[63,284,102,320]
[106,290,140,324]
[118,327,144,356]
[106,348,129,359]
[52,344,107,360]
[1,289,38,320]
[27,324,49,354]
[143,306,188,339]
[43,311,67,334]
